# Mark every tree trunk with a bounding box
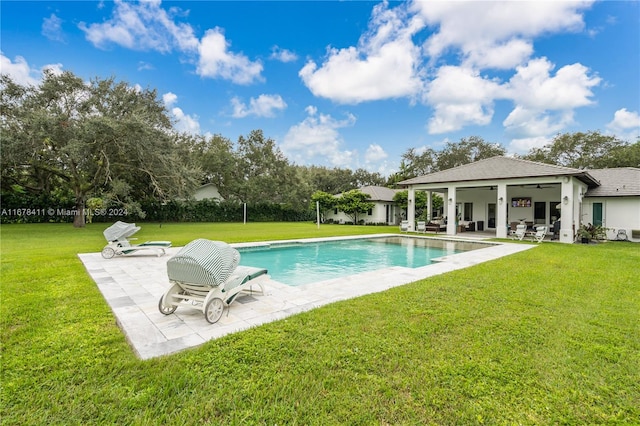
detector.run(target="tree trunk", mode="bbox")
[73,197,85,228]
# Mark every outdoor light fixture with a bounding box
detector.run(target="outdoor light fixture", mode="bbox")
[448,197,453,204]
[499,197,504,205]
[563,195,569,205]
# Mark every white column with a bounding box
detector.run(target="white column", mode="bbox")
[496,184,508,239]
[560,178,574,243]
[446,186,457,235]
[426,191,433,221]
[407,187,416,232]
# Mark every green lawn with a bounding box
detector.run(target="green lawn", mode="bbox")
[1,222,639,425]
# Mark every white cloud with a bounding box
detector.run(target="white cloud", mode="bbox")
[0,53,62,87]
[506,59,600,110]
[425,66,502,133]
[607,108,640,141]
[197,28,263,84]
[298,0,600,144]
[170,107,200,134]
[137,61,154,71]
[508,136,552,153]
[42,14,65,43]
[162,92,178,107]
[607,108,640,131]
[270,46,298,62]
[79,0,199,53]
[281,106,357,167]
[299,2,424,104]
[231,94,287,118]
[413,0,593,69]
[162,92,200,134]
[365,144,388,163]
[79,0,263,84]
[502,58,600,137]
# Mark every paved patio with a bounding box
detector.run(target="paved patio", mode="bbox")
[79,234,535,359]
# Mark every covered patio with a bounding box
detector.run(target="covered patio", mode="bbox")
[399,157,600,243]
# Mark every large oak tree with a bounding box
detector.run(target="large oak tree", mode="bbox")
[1,70,199,226]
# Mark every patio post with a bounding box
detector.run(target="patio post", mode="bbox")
[559,177,575,243]
[496,184,508,239]
[407,187,416,232]
[446,186,457,235]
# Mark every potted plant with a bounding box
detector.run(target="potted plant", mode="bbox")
[577,224,592,244]
[577,223,607,244]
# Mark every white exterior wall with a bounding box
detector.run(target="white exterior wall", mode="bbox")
[582,197,640,242]
[325,201,399,225]
[194,184,223,201]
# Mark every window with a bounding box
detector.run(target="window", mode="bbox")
[368,208,373,216]
[534,202,546,224]
[464,203,473,221]
[549,202,560,222]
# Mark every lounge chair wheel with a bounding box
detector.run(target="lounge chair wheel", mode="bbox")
[101,247,115,259]
[204,297,224,324]
[158,296,177,315]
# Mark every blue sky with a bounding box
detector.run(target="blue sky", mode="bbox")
[2,1,639,176]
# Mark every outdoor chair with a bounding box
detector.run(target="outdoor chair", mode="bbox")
[509,224,527,241]
[416,221,426,233]
[529,226,547,243]
[400,220,410,232]
[101,221,171,259]
[159,239,268,324]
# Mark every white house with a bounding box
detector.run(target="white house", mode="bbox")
[580,168,640,241]
[399,156,640,243]
[326,186,402,225]
[193,183,223,201]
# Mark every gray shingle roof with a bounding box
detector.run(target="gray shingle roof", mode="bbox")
[584,168,640,197]
[398,156,599,186]
[359,185,399,201]
[334,186,399,202]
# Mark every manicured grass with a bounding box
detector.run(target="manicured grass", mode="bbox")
[1,223,639,424]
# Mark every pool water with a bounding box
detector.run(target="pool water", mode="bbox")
[238,236,483,286]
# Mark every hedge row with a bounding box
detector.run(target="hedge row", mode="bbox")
[0,194,315,224]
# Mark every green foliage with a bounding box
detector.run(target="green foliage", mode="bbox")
[0,71,200,227]
[139,199,314,223]
[310,190,337,222]
[435,135,506,171]
[521,131,635,169]
[391,136,505,182]
[577,223,607,242]
[336,189,374,224]
[393,190,442,220]
[1,224,639,424]
[608,140,640,168]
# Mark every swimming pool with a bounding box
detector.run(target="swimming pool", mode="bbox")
[237,236,487,286]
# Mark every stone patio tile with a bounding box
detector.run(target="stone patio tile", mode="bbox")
[79,236,534,359]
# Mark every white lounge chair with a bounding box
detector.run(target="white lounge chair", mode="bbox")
[530,226,547,243]
[416,221,426,233]
[400,220,410,232]
[159,239,268,324]
[509,224,527,241]
[101,221,171,259]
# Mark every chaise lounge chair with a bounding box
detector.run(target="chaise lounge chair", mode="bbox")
[159,239,268,324]
[529,226,547,243]
[101,221,171,259]
[509,224,527,241]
